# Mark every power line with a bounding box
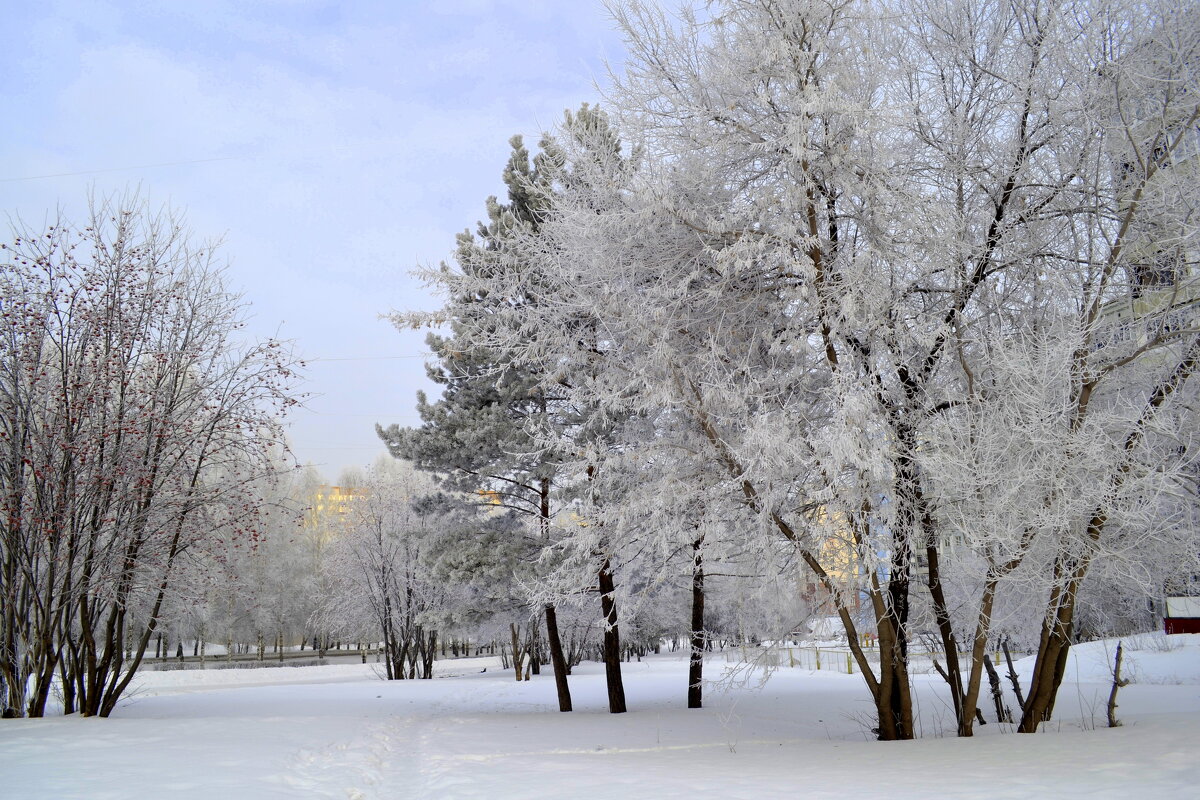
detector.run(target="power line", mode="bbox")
[305,354,432,362]
[297,412,421,417]
[294,445,389,450]
[0,156,239,183]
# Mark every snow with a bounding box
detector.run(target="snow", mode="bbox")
[3,635,1199,799]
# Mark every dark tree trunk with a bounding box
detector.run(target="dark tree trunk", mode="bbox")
[597,560,626,713]
[510,623,524,681]
[1020,590,1075,732]
[926,544,965,734]
[1002,637,1026,710]
[1106,641,1129,728]
[422,630,436,679]
[882,563,913,740]
[58,657,75,715]
[545,604,572,712]
[688,537,705,709]
[981,650,1010,723]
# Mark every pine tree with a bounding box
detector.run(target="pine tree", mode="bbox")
[380,132,576,710]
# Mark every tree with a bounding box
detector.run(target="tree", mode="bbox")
[227,455,314,662]
[417,490,563,681]
[0,195,301,717]
[383,117,637,713]
[431,0,1198,740]
[314,460,446,679]
[909,0,1200,732]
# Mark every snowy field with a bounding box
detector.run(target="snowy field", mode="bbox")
[2,635,1198,799]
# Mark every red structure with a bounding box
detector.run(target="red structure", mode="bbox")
[1164,597,1200,634]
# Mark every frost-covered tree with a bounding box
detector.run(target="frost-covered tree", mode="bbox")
[314,460,446,679]
[236,458,315,660]
[912,1,1200,732]
[387,114,641,713]
[0,196,301,717]
[380,134,576,704]
[416,491,567,681]
[424,0,1198,740]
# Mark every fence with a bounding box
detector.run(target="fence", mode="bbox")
[724,645,1004,676]
[147,657,331,672]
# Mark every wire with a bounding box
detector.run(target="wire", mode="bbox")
[294,445,389,450]
[292,415,421,421]
[0,156,239,183]
[305,354,432,362]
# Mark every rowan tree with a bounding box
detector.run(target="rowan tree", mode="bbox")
[0,195,301,717]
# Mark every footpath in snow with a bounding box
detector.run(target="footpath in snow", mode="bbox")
[2,633,1198,799]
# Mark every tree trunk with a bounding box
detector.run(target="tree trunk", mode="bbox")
[925,543,965,733]
[530,631,541,675]
[1106,642,1129,728]
[509,623,524,682]
[545,604,572,712]
[1020,585,1075,732]
[383,636,395,680]
[597,560,627,713]
[1001,637,1025,709]
[982,650,1010,723]
[872,614,913,741]
[422,630,437,679]
[58,657,75,715]
[688,537,705,709]
[959,576,1000,736]
[872,525,914,742]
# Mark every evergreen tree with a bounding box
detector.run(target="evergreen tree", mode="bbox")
[383,106,640,713]
[379,131,575,710]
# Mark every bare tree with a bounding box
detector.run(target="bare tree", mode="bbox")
[314,460,446,680]
[0,195,301,717]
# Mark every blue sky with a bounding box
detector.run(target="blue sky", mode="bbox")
[1,0,627,480]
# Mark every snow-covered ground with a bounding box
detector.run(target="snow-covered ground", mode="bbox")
[3,634,1198,799]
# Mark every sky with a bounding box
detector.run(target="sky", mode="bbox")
[0,0,627,481]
